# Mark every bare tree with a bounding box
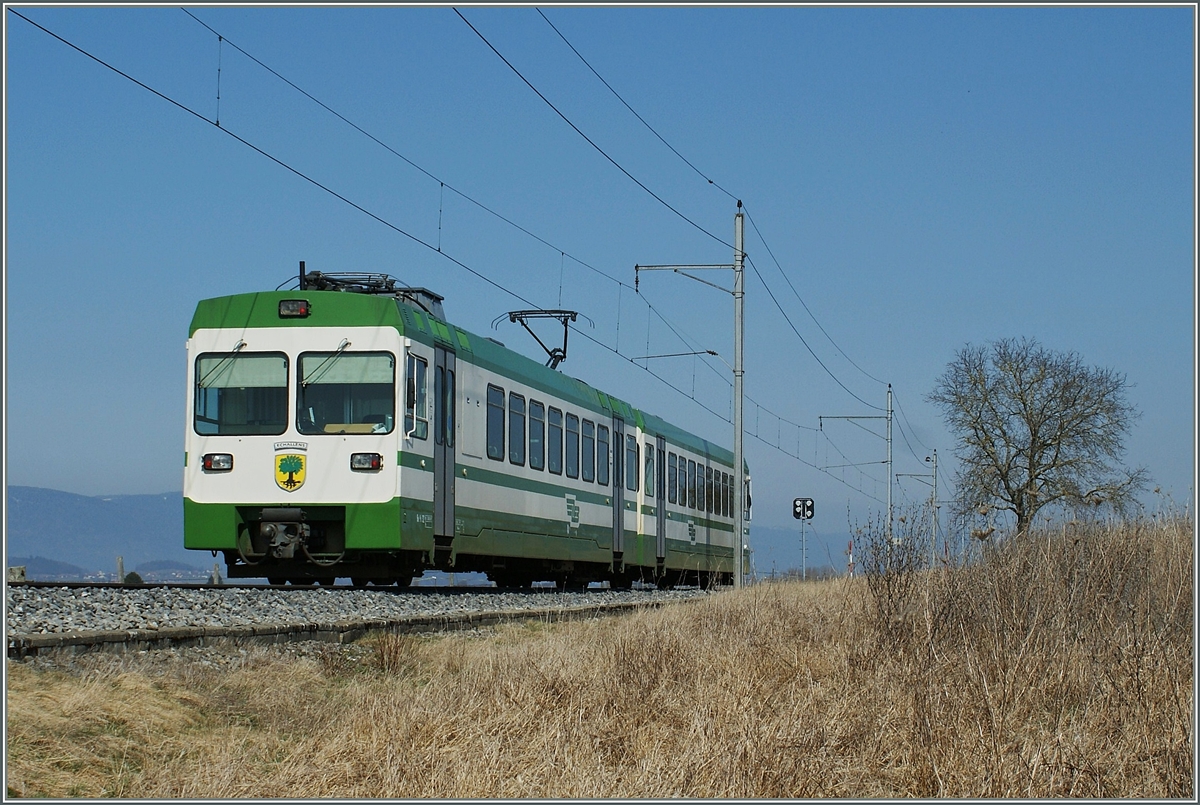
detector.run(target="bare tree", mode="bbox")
[928,337,1147,536]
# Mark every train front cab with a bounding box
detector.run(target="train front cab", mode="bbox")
[183,292,450,584]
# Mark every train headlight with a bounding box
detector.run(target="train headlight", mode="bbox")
[202,453,234,472]
[350,453,383,471]
[279,299,311,318]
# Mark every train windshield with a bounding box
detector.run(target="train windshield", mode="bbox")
[194,352,289,436]
[297,351,395,435]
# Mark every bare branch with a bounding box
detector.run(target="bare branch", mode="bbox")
[927,337,1145,535]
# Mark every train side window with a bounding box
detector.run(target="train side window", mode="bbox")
[581,419,595,482]
[486,385,504,461]
[644,442,654,494]
[667,452,677,504]
[678,454,687,506]
[626,435,638,493]
[529,400,545,471]
[548,407,563,475]
[509,393,526,466]
[724,472,732,517]
[404,353,429,440]
[687,460,696,509]
[566,414,580,479]
[706,466,714,514]
[597,425,610,486]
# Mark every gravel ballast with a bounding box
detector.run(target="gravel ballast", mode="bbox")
[6,585,705,640]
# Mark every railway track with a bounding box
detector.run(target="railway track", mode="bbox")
[6,583,706,660]
[7,580,544,593]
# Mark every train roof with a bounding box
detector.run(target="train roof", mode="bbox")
[190,288,737,465]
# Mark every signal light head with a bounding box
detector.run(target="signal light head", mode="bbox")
[202,453,233,472]
[279,299,310,318]
[350,453,383,471]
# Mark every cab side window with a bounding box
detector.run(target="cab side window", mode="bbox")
[405,354,429,439]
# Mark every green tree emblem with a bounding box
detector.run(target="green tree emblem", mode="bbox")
[278,454,303,489]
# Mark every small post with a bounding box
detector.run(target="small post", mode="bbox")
[116,556,124,584]
[211,563,222,585]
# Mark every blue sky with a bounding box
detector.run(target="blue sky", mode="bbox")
[4,5,1195,573]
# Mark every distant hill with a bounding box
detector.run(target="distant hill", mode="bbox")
[5,486,197,578]
[7,555,92,580]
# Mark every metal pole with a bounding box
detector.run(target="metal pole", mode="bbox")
[733,207,745,589]
[930,449,938,568]
[801,517,806,581]
[886,384,893,540]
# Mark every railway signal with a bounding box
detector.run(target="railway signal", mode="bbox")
[792,497,814,520]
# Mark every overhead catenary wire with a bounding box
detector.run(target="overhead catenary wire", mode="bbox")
[181,5,826,449]
[536,8,741,204]
[742,206,888,387]
[179,6,756,415]
[748,258,884,411]
[454,7,733,251]
[182,5,756,408]
[15,7,894,509]
[180,7,634,294]
[533,7,888,396]
[891,388,933,453]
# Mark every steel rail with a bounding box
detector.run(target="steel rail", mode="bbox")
[6,596,691,659]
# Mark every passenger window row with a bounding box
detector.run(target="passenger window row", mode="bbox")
[484,384,733,512]
[666,450,733,517]
[487,384,611,487]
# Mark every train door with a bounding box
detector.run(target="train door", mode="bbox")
[655,436,666,565]
[433,346,456,565]
[704,459,713,571]
[612,416,625,569]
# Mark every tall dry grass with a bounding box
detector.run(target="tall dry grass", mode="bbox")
[5,516,1193,798]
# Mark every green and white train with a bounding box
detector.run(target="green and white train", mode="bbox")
[184,271,751,588]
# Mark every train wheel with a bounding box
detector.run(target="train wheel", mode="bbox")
[394,575,413,588]
[350,577,370,588]
[267,577,287,586]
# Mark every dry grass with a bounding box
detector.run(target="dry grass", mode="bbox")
[6,516,1193,798]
